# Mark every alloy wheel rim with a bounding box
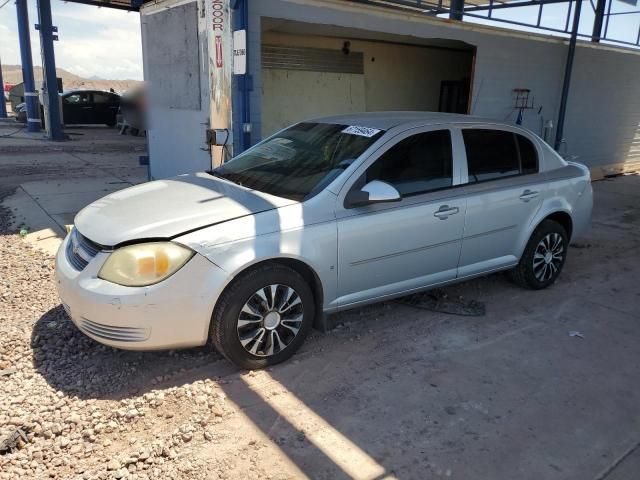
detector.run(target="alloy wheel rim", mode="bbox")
[237,284,304,357]
[533,232,564,282]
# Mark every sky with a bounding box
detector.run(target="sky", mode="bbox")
[0,0,142,80]
[0,0,639,82]
[461,0,640,46]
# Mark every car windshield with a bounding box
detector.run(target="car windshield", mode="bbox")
[208,122,385,201]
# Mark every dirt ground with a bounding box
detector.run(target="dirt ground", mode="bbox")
[0,132,639,479]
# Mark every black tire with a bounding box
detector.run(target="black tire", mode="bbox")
[510,219,568,290]
[211,263,315,369]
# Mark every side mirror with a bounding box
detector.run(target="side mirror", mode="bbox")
[345,180,401,208]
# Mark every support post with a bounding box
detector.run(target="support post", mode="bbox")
[554,0,582,152]
[36,0,64,141]
[231,0,251,153]
[15,0,40,132]
[0,57,7,118]
[450,0,464,20]
[592,0,606,42]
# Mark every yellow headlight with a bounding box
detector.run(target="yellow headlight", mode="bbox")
[98,242,194,287]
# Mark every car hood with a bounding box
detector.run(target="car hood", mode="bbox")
[74,172,296,246]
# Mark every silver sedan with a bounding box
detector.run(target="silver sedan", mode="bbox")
[55,112,593,369]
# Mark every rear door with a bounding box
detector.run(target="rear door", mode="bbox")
[456,127,547,277]
[334,127,466,307]
[91,92,119,124]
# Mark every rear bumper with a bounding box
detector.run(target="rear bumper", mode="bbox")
[55,233,229,350]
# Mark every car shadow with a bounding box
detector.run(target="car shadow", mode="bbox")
[31,302,408,479]
[30,305,231,400]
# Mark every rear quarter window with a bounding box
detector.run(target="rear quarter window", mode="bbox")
[463,129,539,183]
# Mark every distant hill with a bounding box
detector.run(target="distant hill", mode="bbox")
[2,64,141,94]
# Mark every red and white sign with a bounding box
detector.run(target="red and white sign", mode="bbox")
[215,36,223,68]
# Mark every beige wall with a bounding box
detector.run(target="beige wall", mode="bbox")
[262,69,366,136]
[261,32,473,136]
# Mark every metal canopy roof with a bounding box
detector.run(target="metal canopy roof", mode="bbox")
[60,0,640,48]
[64,0,142,11]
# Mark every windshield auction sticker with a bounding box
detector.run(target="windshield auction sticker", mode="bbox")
[342,125,382,138]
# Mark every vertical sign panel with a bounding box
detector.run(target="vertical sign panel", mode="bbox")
[208,0,233,166]
[233,29,247,75]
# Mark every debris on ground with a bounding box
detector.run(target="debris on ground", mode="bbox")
[0,429,29,455]
[0,368,17,377]
[397,289,486,316]
[569,331,585,339]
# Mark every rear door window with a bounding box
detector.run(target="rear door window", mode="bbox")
[366,130,453,197]
[462,129,539,183]
[64,92,90,104]
[92,93,111,104]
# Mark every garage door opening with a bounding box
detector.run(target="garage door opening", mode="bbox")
[260,19,476,137]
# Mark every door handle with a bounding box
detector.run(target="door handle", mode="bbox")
[434,205,460,220]
[519,189,539,202]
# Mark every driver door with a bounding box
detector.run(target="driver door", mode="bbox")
[334,128,466,307]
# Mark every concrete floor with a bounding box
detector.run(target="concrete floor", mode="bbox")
[0,119,147,155]
[0,127,148,253]
[1,134,639,478]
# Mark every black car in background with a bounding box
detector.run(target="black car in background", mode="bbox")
[61,90,120,126]
[15,90,121,127]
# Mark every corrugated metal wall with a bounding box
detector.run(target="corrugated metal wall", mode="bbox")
[262,45,365,73]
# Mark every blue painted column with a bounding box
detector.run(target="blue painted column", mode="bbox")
[36,0,64,140]
[0,57,7,118]
[554,0,582,151]
[15,0,40,131]
[231,0,251,154]
[450,0,464,20]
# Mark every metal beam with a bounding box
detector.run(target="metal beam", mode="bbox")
[0,56,7,119]
[450,0,464,20]
[15,0,40,132]
[463,0,569,13]
[36,0,64,141]
[554,0,582,151]
[592,0,606,42]
[61,0,139,11]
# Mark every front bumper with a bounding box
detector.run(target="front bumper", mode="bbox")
[55,234,229,350]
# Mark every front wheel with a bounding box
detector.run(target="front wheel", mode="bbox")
[510,219,568,290]
[210,264,315,369]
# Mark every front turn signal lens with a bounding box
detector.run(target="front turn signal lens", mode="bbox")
[98,242,194,287]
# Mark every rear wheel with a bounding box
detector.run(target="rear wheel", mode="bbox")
[210,264,314,369]
[510,219,568,290]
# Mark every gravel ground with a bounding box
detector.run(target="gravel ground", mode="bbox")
[0,184,264,479]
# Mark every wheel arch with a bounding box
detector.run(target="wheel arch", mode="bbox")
[517,206,574,260]
[543,211,573,240]
[213,256,326,332]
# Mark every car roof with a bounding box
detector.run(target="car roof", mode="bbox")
[310,111,504,130]
[62,89,118,96]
